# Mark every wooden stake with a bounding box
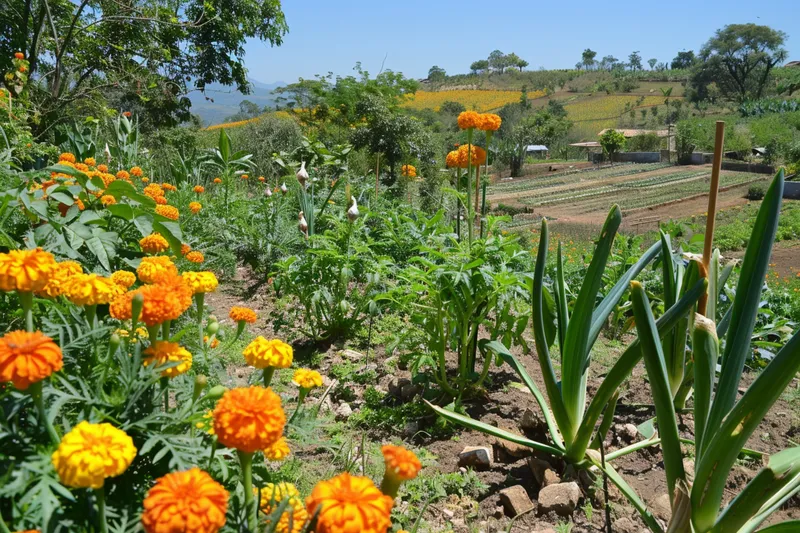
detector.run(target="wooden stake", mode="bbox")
[700,121,725,316]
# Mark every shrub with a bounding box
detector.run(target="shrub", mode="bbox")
[747,184,766,200]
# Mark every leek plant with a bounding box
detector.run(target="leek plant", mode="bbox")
[429,207,706,521]
[627,170,800,533]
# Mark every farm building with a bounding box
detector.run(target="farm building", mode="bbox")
[786,60,800,67]
[525,144,548,157]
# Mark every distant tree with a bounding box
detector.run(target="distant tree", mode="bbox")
[520,85,530,110]
[547,99,568,118]
[440,101,465,114]
[628,51,643,72]
[671,50,697,69]
[690,24,787,102]
[656,62,668,71]
[488,50,507,72]
[582,49,598,70]
[505,53,522,72]
[600,55,619,70]
[428,65,447,82]
[599,129,626,163]
[516,58,529,72]
[239,100,263,118]
[470,59,489,74]
[576,62,584,70]
[648,58,658,70]
[505,108,572,176]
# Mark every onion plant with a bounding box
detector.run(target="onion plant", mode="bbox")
[626,170,800,532]
[430,207,706,477]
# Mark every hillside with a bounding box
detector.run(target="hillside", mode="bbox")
[189,78,285,126]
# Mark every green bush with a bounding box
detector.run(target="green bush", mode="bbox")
[747,183,766,200]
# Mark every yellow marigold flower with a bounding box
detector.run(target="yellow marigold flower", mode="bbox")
[97,164,108,172]
[400,164,417,177]
[229,306,257,324]
[110,291,135,320]
[59,152,76,163]
[143,184,165,200]
[292,368,322,390]
[478,113,502,131]
[84,157,96,167]
[193,185,205,194]
[130,166,143,177]
[162,183,177,192]
[189,202,202,214]
[263,437,291,461]
[101,194,117,206]
[203,335,220,349]
[116,170,130,180]
[0,248,58,293]
[182,271,219,294]
[457,110,481,130]
[258,176,265,182]
[36,260,83,298]
[141,468,228,533]
[137,256,178,284]
[51,421,136,489]
[155,205,179,221]
[260,482,307,533]
[140,233,170,254]
[64,273,123,306]
[212,386,286,453]
[305,473,393,533]
[144,341,192,378]
[0,330,63,390]
[74,163,89,172]
[243,337,292,369]
[100,173,116,187]
[111,270,136,289]
[142,177,150,183]
[381,444,421,481]
[185,251,204,263]
[213,178,222,184]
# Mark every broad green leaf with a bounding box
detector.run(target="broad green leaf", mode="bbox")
[153,220,183,255]
[107,203,135,220]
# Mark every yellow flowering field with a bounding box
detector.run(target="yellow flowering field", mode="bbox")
[564,95,667,123]
[401,89,545,112]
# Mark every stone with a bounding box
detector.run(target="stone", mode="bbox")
[388,377,411,397]
[340,349,364,361]
[527,457,554,486]
[494,424,532,458]
[493,505,504,518]
[537,482,581,517]
[458,446,493,469]
[619,423,639,443]
[403,421,420,437]
[532,529,557,533]
[442,508,455,519]
[400,382,423,400]
[613,517,639,533]
[498,485,535,517]
[335,402,352,419]
[543,469,561,487]
[653,493,672,523]
[520,408,544,432]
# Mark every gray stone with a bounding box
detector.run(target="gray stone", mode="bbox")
[400,382,423,400]
[620,423,639,443]
[388,377,411,397]
[458,446,493,469]
[340,349,364,361]
[520,408,544,431]
[335,402,352,419]
[494,424,531,458]
[403,421,420,437]
[537,482,581,516]
[498,485,535,517]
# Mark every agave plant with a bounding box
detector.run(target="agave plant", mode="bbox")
[627,169,800,532]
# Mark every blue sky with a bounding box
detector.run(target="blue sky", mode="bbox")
[243,0,799,85]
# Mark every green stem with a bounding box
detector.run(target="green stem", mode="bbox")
[289,388,309,423]
[85,304,97,327]
[238,450,257,533]
[195,293,205,345]
[160,376,169,412]
[19,290,34,332]
[95,486,108,533]
[380,473,402,499]
[262,367,275,388]
[161,320,171,341]
[0,514,11,533]
[147,325,160,344]
[30,381,59,444]
[466,129,474,245]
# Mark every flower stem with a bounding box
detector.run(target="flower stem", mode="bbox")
[238,450,257,533]
[262,367,275,388]
[466,129,474,245]
[380,473,401,499]
[95,486,108,533]
[160,376,169,412]
[19,290,34,332]
[195,293,205,345]
[30,380,59,444]
[147,325,160,344]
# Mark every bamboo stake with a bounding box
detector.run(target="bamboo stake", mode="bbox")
[699,121,725,316]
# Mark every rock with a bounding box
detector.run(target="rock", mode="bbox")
[613,517,640,533]
[335,402,352,419]
[520,408,544,432]
[494,424,531,458]
[543,469,561,487]
[340,349,364,361]
[400,382,422,400]
[388,377,411,397]
[498,485,535,517]
[493,505,504,518]
[458,446,493,469]
[537,482,581,517]
[653,493,672,523]
[442,508,455,519]
[532,529,557,533]
[527,457,553,485]
[620,423,639,443]
[403,421,420,437]
[683,459,695,482]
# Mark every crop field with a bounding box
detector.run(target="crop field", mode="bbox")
[400,89,545,112]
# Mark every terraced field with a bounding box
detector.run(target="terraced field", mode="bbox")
[488,163,769,230]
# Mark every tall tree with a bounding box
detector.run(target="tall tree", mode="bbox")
[582,48,597,70]
[428,65,447,82]
[648,58,658,70]
[692,24,787,102]
[0,0,288,134]
[488,50,506,72]
[470,59,489,74]
[628,51,643,72]
[600,55,619,70]
[516,58,529,72]
[671,50,697,69]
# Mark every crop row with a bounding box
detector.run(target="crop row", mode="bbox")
[400,89,545,112]
[488,163,671,195]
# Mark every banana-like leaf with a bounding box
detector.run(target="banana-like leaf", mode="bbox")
[555,241,569,351]
[631,281,685,499]
[425,400,565,457]
[692,315,718,460]
[706,249,721,323]
[706,169,784,437]
[743,522,800,533]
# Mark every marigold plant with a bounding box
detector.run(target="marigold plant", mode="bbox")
[100,195,116,206]
[111,270,136,289]
[212,386,286,453]
[189,201,202,214]
[64,273,123,306]
[36,260,83,298]
[193,185,205,194]
[457,110,481,130]
[243,337,293,369]
[137,256,178,284]
[306,473,393,533]
[141,467,228,533]
[229,306,257,323]
[0,330,63,390]
[0,248,58,293]
[143,341,192,378]
[292,368,322,390]
[130,166,143,177]
[155,205,179,221]
[51,421,137,488]
[140,233,170,254]
[182,271,219,294]
[259,482,307,533]
[263,436,291,461]
[186,251,204,263]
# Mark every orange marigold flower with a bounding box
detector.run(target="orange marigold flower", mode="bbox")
[306,473,393,533]
[111,270,136,289]
[58,153,76,163]
[75,197,85,211]
[130,166,143,177]
[137,256,178,284]
[101,194,117,206]
[143,184,165,200]
[141,177,150,183]
[189,202,202,214]
[140,233,170,254]
[243,337,293,369]
[137,284,188,326]
[212,386,286,453]
[457,110,481,130]
[203,335,220,349]
[213,178,222,184]
[180,243,191,256]
[185,251,204,263]
[162,183,177,192]
[182,271,218,294]
[14,52,25,60]
[51,421,136,488]
[116,170,130,180]
[263,437,291,461]
[0,248,58,293]
[400,164,417,178]
[97,164,108,172]
[445,151,459,168]
[241,174,249,180]
[381,444,421,481]
[0,330,63,390]
[142,468,228,533]
[123,111,132,117]
[74,163,89,172]
[160,273,193,309]
[144,341,192,378]
[99,173,116,187]
[36,260,83,298]
[155,196,168,205]
[258,176,265,182]
[155,205,179,221]
[193,185,205,194]
[109,291,135,320]
[229,306,257,324]
[260,482,307,533]
[477,113,502,131]
[84,157,96,167]
[456,144,487,167]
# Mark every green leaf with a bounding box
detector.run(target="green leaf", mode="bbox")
[153,220,183,255]
[85,235,113,271]
[105,180,155,207]
[107,203,135,220]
